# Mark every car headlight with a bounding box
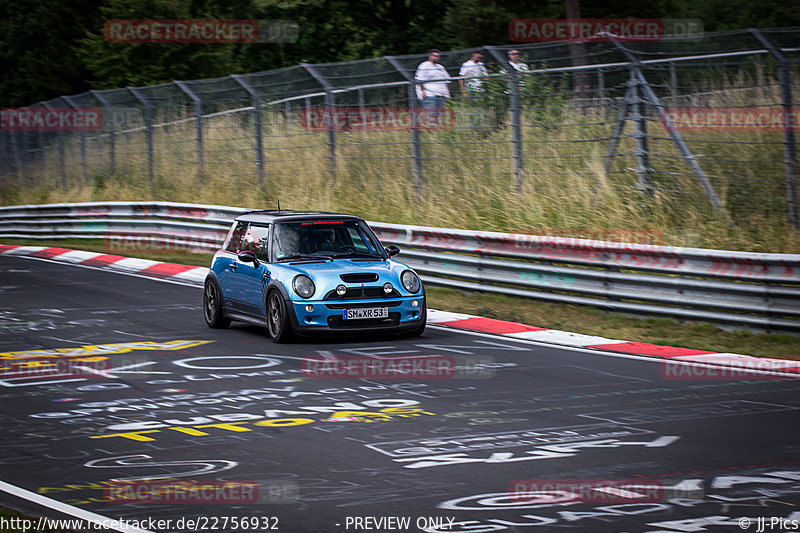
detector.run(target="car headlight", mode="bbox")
[292,275,315,298]
[401,270,420,293]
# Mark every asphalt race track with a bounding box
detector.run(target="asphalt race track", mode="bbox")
[2,254,800,533]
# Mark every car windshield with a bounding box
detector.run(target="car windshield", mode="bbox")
[272,219,384,261]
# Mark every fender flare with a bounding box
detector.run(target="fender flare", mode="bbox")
[264,280,302,331]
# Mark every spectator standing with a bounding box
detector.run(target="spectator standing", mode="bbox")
[505,49,530,95]
[415,49,451,115]
[459,51,488,97]
[507,49,530,72]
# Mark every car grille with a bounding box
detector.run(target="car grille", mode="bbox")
[324,300,402,310]
[323,287,401,300]
[340,273,379,283]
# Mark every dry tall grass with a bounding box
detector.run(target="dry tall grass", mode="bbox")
[1,84,797,253]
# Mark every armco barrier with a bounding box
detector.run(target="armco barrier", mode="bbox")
[1,201,799,330]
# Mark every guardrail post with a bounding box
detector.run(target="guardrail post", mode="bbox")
[61,96,87,183]
[174,81,205,182]
[486,46,524,192]
[90,90,116,174]
[749,29,799,229]
[385,56,423,196]
[231,75,265,184]
[303,64,337,183]
[127,87,155,191]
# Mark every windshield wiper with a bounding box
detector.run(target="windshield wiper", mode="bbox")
[277,254,333,262]
[332,252,383,259]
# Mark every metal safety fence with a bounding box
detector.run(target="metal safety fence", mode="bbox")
[1,201,799,331]
[0,28,799,228]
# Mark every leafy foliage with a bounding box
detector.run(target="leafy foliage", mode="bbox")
[1,0,799,106]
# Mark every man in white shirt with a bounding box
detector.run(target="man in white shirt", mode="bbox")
[414,49,452,127]
[415,49,451,112]
[459,51,489,97]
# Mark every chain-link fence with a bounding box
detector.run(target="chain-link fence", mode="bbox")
[1,28,798,228]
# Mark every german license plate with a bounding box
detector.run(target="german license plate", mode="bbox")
[343,307,388,320]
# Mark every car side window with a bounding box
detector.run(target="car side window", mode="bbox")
[224,221,248,253]
[241,224,271,261]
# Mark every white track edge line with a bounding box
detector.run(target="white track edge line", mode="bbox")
[0,479,155,533]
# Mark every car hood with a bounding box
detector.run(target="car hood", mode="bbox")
[272,257,418,297]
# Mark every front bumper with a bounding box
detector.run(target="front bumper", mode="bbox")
[289,296,424,333]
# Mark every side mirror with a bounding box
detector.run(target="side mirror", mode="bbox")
[385,245,400,257]
[237,250,260,267]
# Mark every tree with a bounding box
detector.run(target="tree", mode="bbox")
[0,0,105,106]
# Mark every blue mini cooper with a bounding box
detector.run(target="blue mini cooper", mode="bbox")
[203,210,426,342]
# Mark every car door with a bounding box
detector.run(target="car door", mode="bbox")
[232,223,271,315]
[217,221,247,305]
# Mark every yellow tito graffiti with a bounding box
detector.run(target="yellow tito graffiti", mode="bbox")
[0,340,214,360]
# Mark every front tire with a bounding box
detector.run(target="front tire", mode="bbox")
[266,290,294,343]
[204,278,231,329]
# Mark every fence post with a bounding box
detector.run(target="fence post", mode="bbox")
[127,87,154,191]
[231,75,265,184]
[61,96,87,183]
[486,46,524,192]
[37,127,45,175]
[90,90,116,174]
[669,62,677,97]
[0,132,8,187]
[385,56,423,196]
[597,67,605,97]
[41,102,67,188]
[303,64,337,183]
[754,54,764,87]
[749,29,799,229]
[610,40,722,211]
[630,72,653,193]
[9,130,22,185]
[174,81,204,182]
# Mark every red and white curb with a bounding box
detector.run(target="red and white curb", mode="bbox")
[0,245,209,284]
[3,244,798,375]
[426,312,800,375]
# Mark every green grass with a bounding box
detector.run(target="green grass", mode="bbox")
[4,237,798,359]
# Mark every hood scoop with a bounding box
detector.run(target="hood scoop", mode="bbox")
[340,273,379,283]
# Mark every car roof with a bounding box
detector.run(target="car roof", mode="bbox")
[235,210,363,224]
